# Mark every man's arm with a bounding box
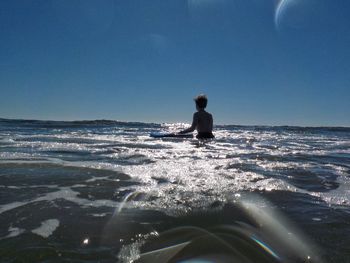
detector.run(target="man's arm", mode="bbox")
[178,113,198,134]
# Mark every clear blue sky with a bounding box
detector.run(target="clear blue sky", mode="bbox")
[1,0,349,126]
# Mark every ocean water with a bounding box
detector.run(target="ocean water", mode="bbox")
[0,118,349,262]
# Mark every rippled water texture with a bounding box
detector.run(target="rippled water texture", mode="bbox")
[0,119,349,262]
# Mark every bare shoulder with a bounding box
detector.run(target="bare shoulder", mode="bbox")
[192,112,199,123]
[196,111,211,117]
[204,111,213,122]
[203,111,213,118]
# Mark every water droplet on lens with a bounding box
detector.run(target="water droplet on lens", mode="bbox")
[83,238,89,245]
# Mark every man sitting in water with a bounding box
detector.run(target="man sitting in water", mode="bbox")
[178,94,214,139]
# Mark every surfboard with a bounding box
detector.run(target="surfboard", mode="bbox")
[150,132,193,138]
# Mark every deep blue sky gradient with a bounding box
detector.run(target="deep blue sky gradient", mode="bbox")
[1,0,349,126]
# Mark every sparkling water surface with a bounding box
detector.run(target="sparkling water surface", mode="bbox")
[0,119,349,262]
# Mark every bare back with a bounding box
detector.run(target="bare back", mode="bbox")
[193,110,213,133]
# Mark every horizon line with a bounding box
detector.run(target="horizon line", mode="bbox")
[1,117,349,129]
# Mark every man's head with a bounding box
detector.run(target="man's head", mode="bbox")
[194,94,208,109]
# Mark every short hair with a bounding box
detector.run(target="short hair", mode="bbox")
[194,94,208,109]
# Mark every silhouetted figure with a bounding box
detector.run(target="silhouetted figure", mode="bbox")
[178,94,214,139]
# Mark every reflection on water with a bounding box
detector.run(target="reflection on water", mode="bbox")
[0,119,349,262]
